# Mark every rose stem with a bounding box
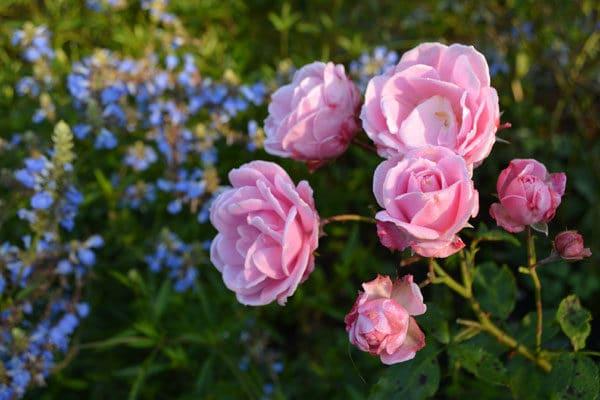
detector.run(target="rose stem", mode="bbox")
[320,214,376,226]
[527,227,543,353]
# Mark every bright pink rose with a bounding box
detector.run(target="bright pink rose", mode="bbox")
[489,159,566,233]
[209,161,320,306]
[264,61,361,168]
[553,230,591,261]
[345,275,426,365]
[361,42,500,167]
[373,146,478,258]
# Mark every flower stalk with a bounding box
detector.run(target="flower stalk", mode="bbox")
[527,227,544,353]
[320,214,376,227]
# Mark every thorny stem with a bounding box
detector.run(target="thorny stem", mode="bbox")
[430,257,552,372]
[528,228,543,353]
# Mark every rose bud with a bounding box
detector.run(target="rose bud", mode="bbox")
[345,275,426,365]
[209,161,319,306]
[361,42,500,167]
[554,230,592,261]
[373,145,478,258]
[489,159,566,233]
[264,61,361,169]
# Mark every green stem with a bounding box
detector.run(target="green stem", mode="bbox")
[459,250,472,296]
[429,258,470,299]
[528,228,543,353]
[320,214,376,227]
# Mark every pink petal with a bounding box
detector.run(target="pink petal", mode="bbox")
[391,275,427,316]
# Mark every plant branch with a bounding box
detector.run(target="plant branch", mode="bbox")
[320,214,376,227]
[528,227,543,353]
[431,253,552,372]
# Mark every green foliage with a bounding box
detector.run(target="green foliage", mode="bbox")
[473,262,517,319]
[0,0,598,399]
[557,295,592,351]
[508,354,599,400]
[369,343,441,400]
[449,343,507,386]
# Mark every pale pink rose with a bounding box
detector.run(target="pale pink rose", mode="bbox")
[209,161,320,306]
[373,146,479,258]
[345,275,426,365]
[264,61,361,168]
[489,159,566,233]
[361,42,500,166]
[553,230,591,261]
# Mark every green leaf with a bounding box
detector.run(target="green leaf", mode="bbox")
[473,262,517,319]
[449,343,507,385]
[369,343,441,400]
[474,224,521,247]
[556,295,592,351]
[551,354,600,400]
[418,304,450,344]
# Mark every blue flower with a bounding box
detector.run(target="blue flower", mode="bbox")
[94,128,118,149]
[167,199,182,214]
[31,191,54,209]
[124,142,158,171]
[73,124,92,139]
[101,85,125,105]
[76,303,90,318]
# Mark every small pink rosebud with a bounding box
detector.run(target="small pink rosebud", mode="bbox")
[554,230,592,261]
[489,159,566,233]
[345,275,426,365]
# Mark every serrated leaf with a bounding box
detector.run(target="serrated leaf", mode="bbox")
[449,343,507,385]
[551,354,600,400]
[473,262,517,319]
[369,343,441,400]
[556,295,592,351]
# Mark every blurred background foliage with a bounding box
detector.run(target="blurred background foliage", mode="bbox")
[0,0,598,398]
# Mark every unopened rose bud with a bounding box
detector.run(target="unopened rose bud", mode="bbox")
[554,230,592,261]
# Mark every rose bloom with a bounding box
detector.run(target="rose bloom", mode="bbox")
[489,159,566,233]
[264,61,361,169]
[209,161,320,306]
[553,230,591,261]
[374,146,478,258]
[361,42,500,167]
[345,275,426,365]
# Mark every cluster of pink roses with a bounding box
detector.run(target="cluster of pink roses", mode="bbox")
[209,43,590,365]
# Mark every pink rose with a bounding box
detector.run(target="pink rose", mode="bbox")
[209,161,320,306]
[361,42,500,167]
[553,230,591,261]
[373,146,478,258]
[489,159,566,233]
[345,275,426,364]
[264,61,361,168]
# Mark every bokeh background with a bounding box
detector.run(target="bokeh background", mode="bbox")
[0,0,598,398]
